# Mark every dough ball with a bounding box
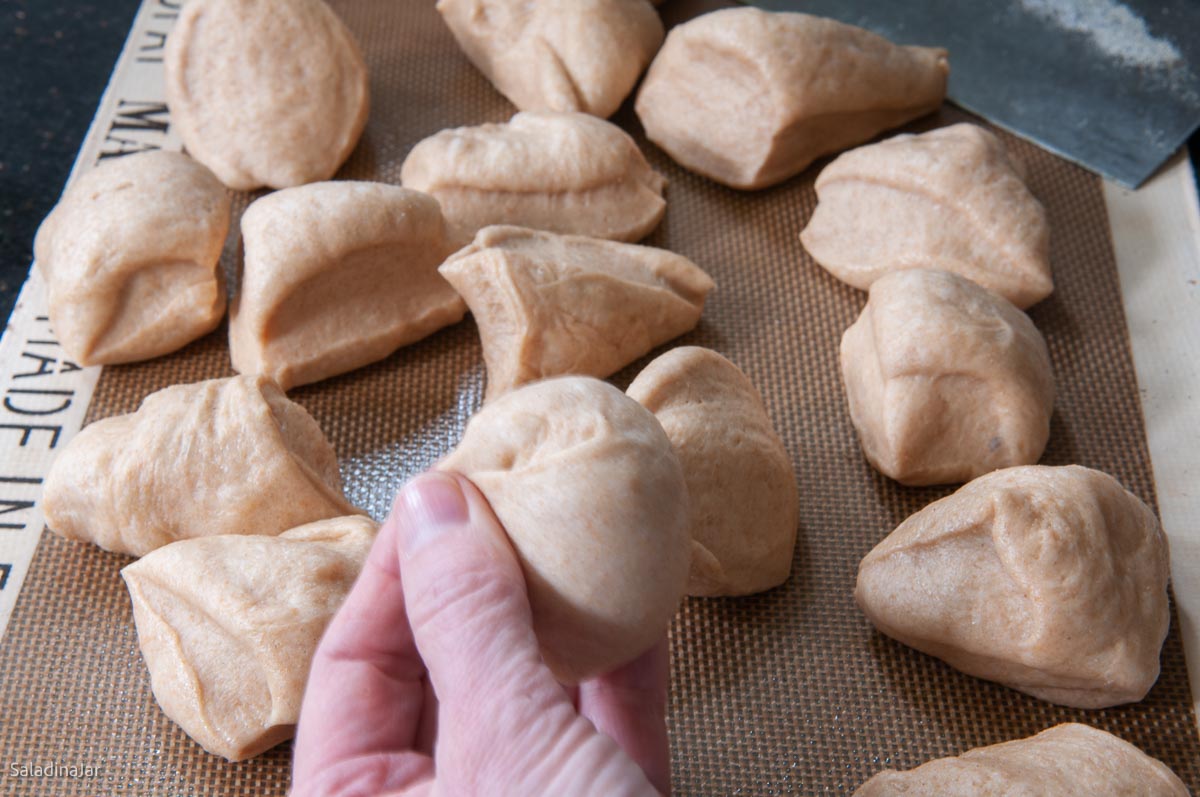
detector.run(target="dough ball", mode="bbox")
[439,376,690,683]
[856,465,1170,709]
[438,0,663,119]
[439,225,713,401]
[840,269,1054,486]
[122,515,376,761]
[855,724,1188,796]
[43,375,358,557]
[628,347,798,596]
[165,0,369,190]
[230,182,465,390]
[634,7,948,189]
[802,124,1052,308]
[401,111,666,243]
[33,150,229,365]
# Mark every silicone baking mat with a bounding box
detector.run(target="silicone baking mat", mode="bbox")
[0,1,1196,794]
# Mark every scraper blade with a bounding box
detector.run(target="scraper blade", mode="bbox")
[747,0,1200,187]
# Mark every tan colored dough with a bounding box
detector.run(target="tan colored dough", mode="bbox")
[439,226,713,401]
[856,465,1170,709]
[42,375,357,557]
[122,515,376,761]
[627,347,798,596]
[437,0,664,119]
[801,124,1052,309]
[439,376,690,684]
[855,723,1189,796]
[634,7,948,190]
[840,269,1053,486]
[32,150,228,366]
[165,0,369,190]
[229,182,465,391]
[400,111,666,243]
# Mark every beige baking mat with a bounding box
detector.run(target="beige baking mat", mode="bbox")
[0,0,1196,794]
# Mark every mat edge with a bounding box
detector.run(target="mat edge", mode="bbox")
[0,0,180,640]
[1104,153,1200,741]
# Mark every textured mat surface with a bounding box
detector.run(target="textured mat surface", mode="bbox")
[0,1,1196,795]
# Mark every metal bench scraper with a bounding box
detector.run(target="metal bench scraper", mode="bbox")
[748,0,1200,187]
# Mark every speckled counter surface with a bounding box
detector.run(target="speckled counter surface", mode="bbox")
[0,0,139,323]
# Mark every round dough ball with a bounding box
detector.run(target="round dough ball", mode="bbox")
[165,0,369,190]
[439,376,690,683]
[840,269,1054,486]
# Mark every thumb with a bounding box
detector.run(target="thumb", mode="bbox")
[392,471,561,718]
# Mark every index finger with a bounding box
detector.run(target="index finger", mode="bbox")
[292,513,429,783]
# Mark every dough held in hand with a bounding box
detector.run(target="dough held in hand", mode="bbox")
[122,515,376,761]
[439,376,690,683]
[43,375,357,557]
[165,0,369,190]
[627,347,798,596]
[400,111,666,243]
[229,182,466,390]
[33,150,229,366]
[856,465,1170,709]
[438,0,664,119]
[801,124,1053,309]
[634,7,949,190]
[439,225,713,401]
[840,269,1053,486]
[854,723,1189,796]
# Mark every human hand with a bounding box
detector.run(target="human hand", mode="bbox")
[290,471,670,796]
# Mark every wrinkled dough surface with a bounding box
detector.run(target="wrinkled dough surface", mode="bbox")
[802,124,1052,308]
[840,269,1054,485]
[437,0,663,119]
[440,226,713,400]
[122,515,376,760]
[627,347,798,596]
[400,111,666,243]
[856,465,1170,709]
[43,375,357,557]
[635,7,948,189]
[165,0,369,190]
[439,377,690,683]
[855,723,1189,796]
[230,182,465,390]
[33,150,229,365]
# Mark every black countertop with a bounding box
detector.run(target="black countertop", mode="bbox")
[2,0,140,323]
[2,0,1197,328]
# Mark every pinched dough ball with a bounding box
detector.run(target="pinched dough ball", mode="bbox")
[855,724,1189,796]
[43,375,357,557]
[438,0,664,119]
[122,515,376,761]
[841,269,1053,486]
[439,377,690,683]
[635,8,948,190]
[33,150,229,365]
[165,0,369,190]
[627,347,798,596]
[856,465,1170,709]
[229,182,465,391]
[802,124,1053,309]
[439,226,713,401]
[400,111,666,243]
